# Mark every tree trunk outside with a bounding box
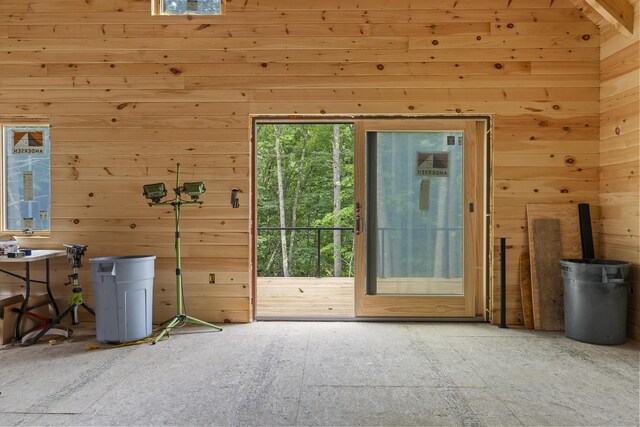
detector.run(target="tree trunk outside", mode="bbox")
[333,124,342,277]
[447,143,458,279]
[433,165,449,278]
[288,126,309,263]
[274,125,290,277]
[264,241,279,274]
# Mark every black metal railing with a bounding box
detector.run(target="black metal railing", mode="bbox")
[258,225,463,278]
[258,226,353,277]
[376,227,462,277]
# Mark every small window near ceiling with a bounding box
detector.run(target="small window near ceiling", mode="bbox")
[0,125,51,234]
[154,0,224,15]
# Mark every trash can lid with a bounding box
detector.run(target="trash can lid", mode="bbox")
[561,258,630,266]
[89,255,156,263]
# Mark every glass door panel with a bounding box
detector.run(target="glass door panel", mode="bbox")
[354,119,484,318]
[367,131,464,296]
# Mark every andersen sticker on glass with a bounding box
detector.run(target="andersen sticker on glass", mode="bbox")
[416,152,449,177]
[12,130,45,155]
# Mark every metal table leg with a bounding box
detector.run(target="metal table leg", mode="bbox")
[14,262,31,340]
[45,259,60,316]
[12,259,60,340]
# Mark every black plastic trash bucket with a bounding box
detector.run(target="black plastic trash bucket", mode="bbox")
[560,259,630,345]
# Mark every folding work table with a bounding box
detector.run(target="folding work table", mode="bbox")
[0,250,65,340]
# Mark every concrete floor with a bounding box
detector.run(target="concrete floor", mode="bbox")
[0,322,638,426]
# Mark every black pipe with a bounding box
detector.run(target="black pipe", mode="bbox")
[316,228,322,278]
[578,203,595,259]
[499,237,507,328]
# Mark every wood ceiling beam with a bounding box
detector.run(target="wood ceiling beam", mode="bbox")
[583,0,635,36]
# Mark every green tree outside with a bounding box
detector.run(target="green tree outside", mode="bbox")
[257,123,355,277]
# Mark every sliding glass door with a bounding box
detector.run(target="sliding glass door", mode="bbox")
[354,119,485,317]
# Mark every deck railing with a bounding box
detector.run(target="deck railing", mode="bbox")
[258,226,463,278]
[257,226,353,277]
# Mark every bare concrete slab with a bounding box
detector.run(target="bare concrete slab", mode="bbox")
[0,322,638,426]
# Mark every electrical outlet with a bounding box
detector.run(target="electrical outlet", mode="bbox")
[209,273,216,284]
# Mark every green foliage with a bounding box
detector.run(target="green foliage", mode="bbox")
[257,123,354,277]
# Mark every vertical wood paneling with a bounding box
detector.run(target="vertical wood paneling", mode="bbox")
[599,0,640,339]
[0,0,605,325]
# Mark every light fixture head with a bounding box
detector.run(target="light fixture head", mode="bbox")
[183,181,206,200]
[143,183,167,203]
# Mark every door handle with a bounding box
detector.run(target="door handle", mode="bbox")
[355,202,362,235]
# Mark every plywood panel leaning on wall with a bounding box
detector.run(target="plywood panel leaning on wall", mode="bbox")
[526,204,583,330]
[519,252,535,329]
[530,218,565,330]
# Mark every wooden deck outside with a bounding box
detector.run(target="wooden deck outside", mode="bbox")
[256,277,465,318]
[256,277,355,318]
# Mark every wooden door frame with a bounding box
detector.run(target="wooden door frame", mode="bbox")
[354,118,487,318]
[250,117,357,321]
[250,115,490,322]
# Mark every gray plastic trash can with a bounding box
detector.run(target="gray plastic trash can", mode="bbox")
[91,256,156,343]
[560,259,630,345]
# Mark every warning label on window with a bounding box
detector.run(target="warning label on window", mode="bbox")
[23,171,33,201]
[416,152,449,177]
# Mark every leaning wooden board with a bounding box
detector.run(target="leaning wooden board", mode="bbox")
[0,294,24,345]
[519,252,534,330]
[526,204,583,330]
[531,219,565,330]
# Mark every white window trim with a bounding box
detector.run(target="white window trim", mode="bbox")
[0,121,51,237]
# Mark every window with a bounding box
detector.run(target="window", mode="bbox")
[0,125,51,233]
[154,0,224,15]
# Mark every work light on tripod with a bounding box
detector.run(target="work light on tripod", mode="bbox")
[142,183,168,204]
[182,182,206,201]
[141,164,221,344]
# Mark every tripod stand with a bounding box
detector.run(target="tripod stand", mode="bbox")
[22,244,95,346]
[145,163,222,344]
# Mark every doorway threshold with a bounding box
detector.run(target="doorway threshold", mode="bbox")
[255,315,486,322]
[256,315,357,321]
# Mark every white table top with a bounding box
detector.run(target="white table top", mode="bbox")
[0,249,66,263]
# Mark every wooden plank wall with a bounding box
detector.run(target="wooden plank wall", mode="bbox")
[599,0,639,339]
[0,0,603,325]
